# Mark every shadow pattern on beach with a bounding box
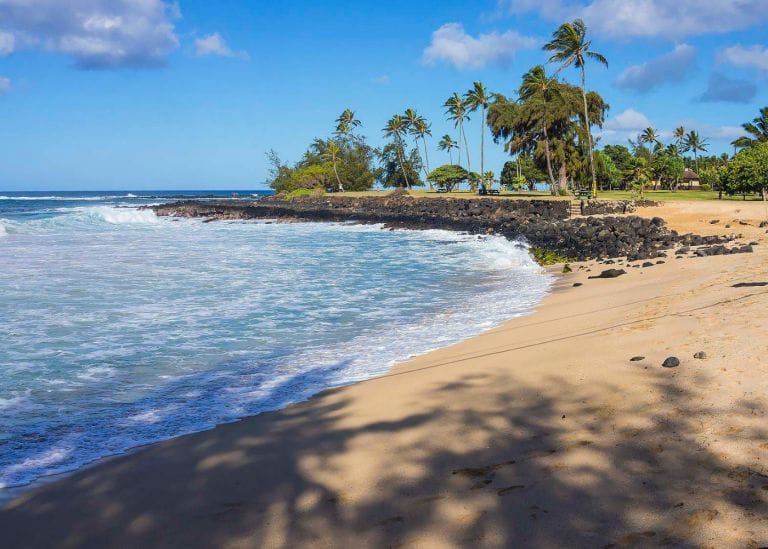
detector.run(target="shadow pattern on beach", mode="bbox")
[1,357,767,548]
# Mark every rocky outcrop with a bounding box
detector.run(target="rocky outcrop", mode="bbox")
[152,196,733,261]
[580,199,659,216]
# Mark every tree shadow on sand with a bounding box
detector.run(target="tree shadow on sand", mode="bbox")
[1,364,767,548]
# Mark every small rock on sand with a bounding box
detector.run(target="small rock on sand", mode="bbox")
[662,357,680,368]
[693,351,707,359]
[573,283,583,287]
[589,269,626,279]
[710,219,720,224]
[630,356,645,362]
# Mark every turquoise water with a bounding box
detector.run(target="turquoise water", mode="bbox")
[0,192,552,489]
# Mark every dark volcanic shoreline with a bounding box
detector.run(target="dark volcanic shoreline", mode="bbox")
[151,196,739,261]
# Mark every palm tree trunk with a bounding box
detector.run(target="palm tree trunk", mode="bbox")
[542,125,558,195]
[421,138,431,189]
[449,148,453,165]
[558,163,568,194]
[480,105,485,180]
[397,136,410,189]
[461,121,471,172]
[580,66,598,197]
[456,134,462,169]
[332,160,344,192]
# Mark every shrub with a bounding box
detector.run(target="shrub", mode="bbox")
[530,246,572,265]
[699,183,711,192]
[284,188,324,200]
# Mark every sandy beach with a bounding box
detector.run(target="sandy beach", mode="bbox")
[2,201,768,548]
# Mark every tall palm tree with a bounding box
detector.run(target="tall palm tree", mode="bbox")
[732,106,768,149]
[438,134,458,164]
[640,127,660,152]
[464,82,490,180]
[335,108,361,138]
[673,126,686,147]
[518,65,559,192]
[444,92,471,170]
[383,114,411,188]
[323,141,344,192]
[683,130,709,174]
[411,117,432,180]
[544,18,607,197]
[401,109,427,176]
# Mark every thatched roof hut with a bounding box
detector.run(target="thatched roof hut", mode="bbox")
[682,168,700,181]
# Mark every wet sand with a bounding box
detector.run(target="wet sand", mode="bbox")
[2,201,768,548]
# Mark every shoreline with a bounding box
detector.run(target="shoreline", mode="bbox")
[2,201,768,546]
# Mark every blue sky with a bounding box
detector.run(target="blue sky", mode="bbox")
[0,0,766,190]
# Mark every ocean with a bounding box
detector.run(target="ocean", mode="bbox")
[0,190,552,490]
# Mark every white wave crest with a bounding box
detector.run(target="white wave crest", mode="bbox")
[88,206,159,224]
[0,220,6,238]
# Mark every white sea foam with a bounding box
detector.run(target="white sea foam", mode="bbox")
[0,216,552,490]
[88,206,159,224]
[0,220,6,238]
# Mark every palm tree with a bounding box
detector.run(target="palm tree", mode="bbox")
[518,65,559,192]
[673,126,686,147]
[444,92,471,170]
[323,141,344,192]
[383,115,411,188]
[640,127,660,152]
[732,106,768,149]
[335,108,361,139]
[402,109,430,178]
[438,134,458,164]
[683,130,709,174]
[544,18,607,198]
[411,117,433,181]
[464,82,490,180]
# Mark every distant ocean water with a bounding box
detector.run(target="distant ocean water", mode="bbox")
[0,190,552,490]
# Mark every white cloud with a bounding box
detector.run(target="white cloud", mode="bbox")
[503,0,768,39]
[195,33,231,57]
[423,22,537,69]
[0,0,180,68]
[0,31,15,55]
[615,44,696,93]
[603,109,652,131]
[718,45,768,72]
[598,109,653,145]
[0,76,10,94]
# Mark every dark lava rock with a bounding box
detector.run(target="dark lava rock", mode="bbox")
[693,352,708,359]
[662,357,680,368]
[642,262,654,267]
[749,241,759,246]
[676,247,690,255]
[709,219,720,224]
[760,221,768,228]
[589,269,627,279]
[656,260,665,264]
[573,282,583,287]
[630,356,645,362]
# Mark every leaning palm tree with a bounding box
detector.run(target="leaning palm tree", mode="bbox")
[443,92,471,170]
[732,106,768,149]
[323,140,344,192]
[464,82,491,180]
[383,114,411,188]
[518,65,559,192]
[683,130,708,174]
[544,18,607,197]
[335,108,361,139]
[438,134,458,164]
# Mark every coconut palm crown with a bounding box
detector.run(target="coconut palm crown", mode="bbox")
[732,106,768,150]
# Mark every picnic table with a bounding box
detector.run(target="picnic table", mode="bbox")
[575,189,594,200]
